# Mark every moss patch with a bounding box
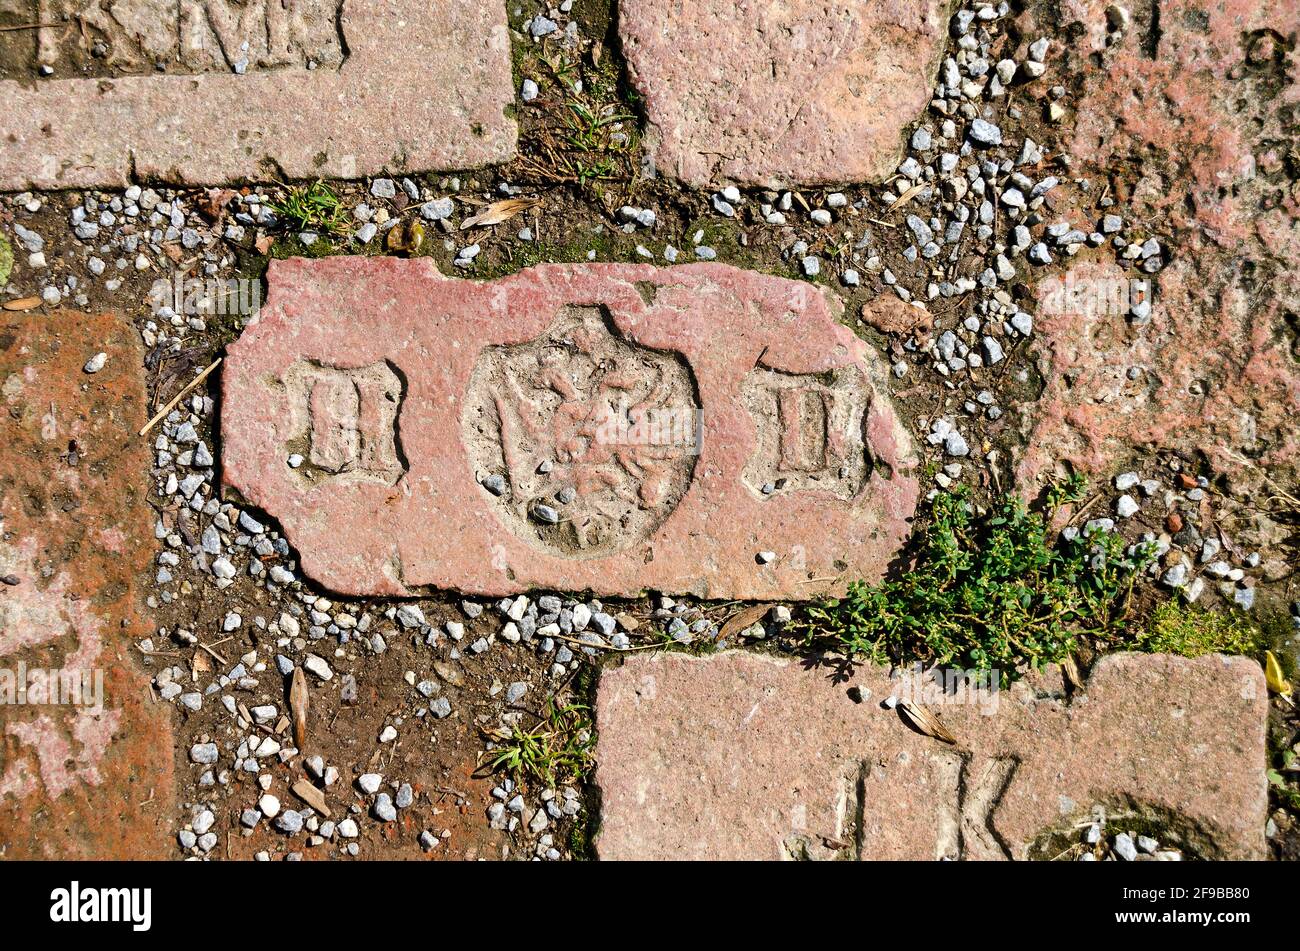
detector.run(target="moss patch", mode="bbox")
[1136,602,1267,658]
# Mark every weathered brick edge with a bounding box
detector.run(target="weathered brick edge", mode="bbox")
[594,650,1269,860]
[0,0,516,189]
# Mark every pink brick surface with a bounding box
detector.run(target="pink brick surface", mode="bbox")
[620,0,949,187]
[595,651,1269,860]
[221,258,919,599]
[0,0,515,189]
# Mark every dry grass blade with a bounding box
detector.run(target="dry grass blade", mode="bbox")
[897,698,958,745]
[1219,448,1300,508]
[459,197,541,230]
[3,296,41,311]
[717,604,771,642]
[887,182,929,213]
[139,357,222,436]
[290,666,308,750]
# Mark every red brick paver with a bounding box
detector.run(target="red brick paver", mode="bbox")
[595,651,1268,860]
[620,0,949,187]
[222,258,919,599]
[0,310,173,858]
[0,0,515,189]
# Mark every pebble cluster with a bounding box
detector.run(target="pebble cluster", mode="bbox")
[1093,466,1268,611]
[645,596,793,648]
[487,775,583,860]
[5,185,268,347]
[1069,811,1187,862]
[145,386,614,858]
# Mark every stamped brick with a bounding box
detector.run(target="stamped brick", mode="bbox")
[594,651,1268,860]
[619,0,950,187]
[0,0,515,189]
[222,258,919,599]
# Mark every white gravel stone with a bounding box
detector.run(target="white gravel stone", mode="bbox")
[303,654,333,681]
[1114,471,1140,491]
[373,793,397,821]
[1115,494,1139,518]
[396,604,426,629]
[1113,832,1138,861]
[968,118,1003,146]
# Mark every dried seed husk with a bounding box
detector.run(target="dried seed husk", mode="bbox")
[718,604,771,642]
[291,778,330,818]
[459,197,540,230]
[897,698,958,745]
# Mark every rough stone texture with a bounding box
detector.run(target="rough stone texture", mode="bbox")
[0,0,515,189]
[0,310,174,858]
[222,258,918,600]
[619,0,949,187]
[1016,0,1300,501]
[594,651,1268,860]
[21,0,345,78]
[861,295,935,337]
